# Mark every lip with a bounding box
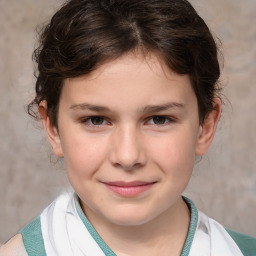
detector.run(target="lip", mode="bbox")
[102,181,156,197]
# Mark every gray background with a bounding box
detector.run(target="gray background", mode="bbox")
[0,0,256,244]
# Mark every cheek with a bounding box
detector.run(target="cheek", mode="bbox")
[148,130,197,174]
[61,133,109,178]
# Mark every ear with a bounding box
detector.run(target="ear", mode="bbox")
[196,98,221,156]
[38,101,64,157]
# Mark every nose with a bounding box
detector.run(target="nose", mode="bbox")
[109,125,146,171]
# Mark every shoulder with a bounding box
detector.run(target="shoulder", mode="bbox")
[225,227,256,256]
[0,234,28,256]
[1,193,73,256]
[195,210,256,256]
[19,217,47,256]
[0,217,46,256]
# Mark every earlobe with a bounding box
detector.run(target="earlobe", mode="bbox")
[196,98,221,156]
[38,101,64,157]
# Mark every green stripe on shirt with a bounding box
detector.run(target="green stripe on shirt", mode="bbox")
[19,217,46,256]
[225,227,256,256]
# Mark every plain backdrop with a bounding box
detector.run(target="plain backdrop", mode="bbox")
[0,0,256,244]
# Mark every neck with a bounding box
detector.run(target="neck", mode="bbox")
[83,197,191,256]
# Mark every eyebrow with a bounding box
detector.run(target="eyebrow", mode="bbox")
[70,103,111,112]
[70,102,185,113]
[142,102,185,113]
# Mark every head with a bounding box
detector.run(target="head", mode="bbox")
[29,0,222,226]
[29,0,221,128]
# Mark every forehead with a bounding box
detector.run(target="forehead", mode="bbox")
[60,53,196,111]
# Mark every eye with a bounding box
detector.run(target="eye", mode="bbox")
[147,116,173,125]
[81,116,108,126]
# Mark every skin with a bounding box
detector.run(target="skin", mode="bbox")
[40,53,221,256]
[0,234,28,256]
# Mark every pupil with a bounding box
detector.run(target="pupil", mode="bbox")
[91,117,104,125]
[153,116,166,124]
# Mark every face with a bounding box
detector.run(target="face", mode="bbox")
[43,53,218,227]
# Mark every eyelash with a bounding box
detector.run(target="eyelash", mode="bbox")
[80,116,109,127]
[80,115,175,127]
[146,116,175,126]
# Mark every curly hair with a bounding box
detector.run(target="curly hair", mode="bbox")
[28,0,222,127]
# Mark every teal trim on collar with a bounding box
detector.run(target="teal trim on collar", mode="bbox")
[74,194,198,256]
[180,197,198,256]
[74,194,117,256]
[19,217,47,256]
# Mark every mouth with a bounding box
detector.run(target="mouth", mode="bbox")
[101,181,157,197]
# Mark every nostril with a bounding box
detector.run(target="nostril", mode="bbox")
[109,128,147,170]
[113,161,144,171]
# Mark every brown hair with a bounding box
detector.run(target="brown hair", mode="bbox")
[28,0,222,127]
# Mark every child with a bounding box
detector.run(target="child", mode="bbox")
[1,0,256,255]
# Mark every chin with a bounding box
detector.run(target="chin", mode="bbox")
[105,208,158,227]
[110,216,152,227]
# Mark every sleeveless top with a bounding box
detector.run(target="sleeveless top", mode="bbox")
[19,192,256,256]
